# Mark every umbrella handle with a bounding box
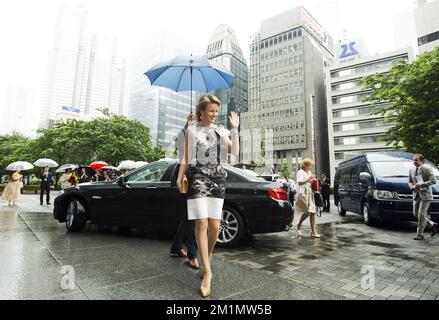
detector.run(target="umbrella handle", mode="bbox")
[190,67,193,114]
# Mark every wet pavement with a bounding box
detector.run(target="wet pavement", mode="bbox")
[1,194,438,300]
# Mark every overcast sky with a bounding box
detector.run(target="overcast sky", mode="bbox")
[0,0,416,115]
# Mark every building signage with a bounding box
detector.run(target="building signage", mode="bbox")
[62,106,80,113]
[336,38,369,63]
[301,7,329,49]
[339,41,359,59]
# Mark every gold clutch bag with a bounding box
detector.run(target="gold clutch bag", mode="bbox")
[181,175,188,194]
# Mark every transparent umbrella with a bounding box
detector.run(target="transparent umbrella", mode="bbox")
[6,161,34,171]
[33,158,59,168]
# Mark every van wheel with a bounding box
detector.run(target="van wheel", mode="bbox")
[66,198,87,232]
[362,202,374,226]
[338,201,347,216]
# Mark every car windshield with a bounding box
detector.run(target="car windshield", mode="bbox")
[125,162,169,183]
[224,165,266,182]
[371,161,439,178]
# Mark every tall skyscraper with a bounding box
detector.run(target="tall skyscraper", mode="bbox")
[128,30,201,148]
[39,3,127,129]
[206,25,248,128]
[39,3,88,129]
[241,6,334,175]
[326,48,413,181]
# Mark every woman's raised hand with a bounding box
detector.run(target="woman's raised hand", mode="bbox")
[228,112,239,129]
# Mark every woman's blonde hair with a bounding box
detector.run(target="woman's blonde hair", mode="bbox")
[195,94,221,122]
[300,158,314,170]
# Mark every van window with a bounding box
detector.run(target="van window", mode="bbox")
[348,166,359,184]
[371,161,439,178]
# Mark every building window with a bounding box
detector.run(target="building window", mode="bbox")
[334,134,385,146]
[418,31,439,46]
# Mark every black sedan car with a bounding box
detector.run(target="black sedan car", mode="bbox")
[53,160,293,247]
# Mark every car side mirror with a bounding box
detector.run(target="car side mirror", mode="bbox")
[359,172,372,181]
[118,176,125,187]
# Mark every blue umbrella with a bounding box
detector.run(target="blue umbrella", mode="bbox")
[144,54,235,111]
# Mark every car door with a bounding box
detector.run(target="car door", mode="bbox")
[155,164,188,232]
[89,162,171,227]
[120,161,172,227]
[350,162,370,214]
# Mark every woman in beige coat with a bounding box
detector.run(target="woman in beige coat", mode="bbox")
[294,159,320,238]
[2,171,23,206]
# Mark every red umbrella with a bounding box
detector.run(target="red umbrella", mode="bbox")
[89,161,109,169]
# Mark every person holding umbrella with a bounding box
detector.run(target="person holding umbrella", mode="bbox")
[2,170,23,206]
[176,95,240,298]
[39,166,53,205]
[78,167,91,183]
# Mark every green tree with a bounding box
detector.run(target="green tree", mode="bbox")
[279,161,290,179]
[359,47,439,164]
[32,110,164,166]
[0,132,33,170]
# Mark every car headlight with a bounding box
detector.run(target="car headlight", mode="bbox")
[373,190,399,200]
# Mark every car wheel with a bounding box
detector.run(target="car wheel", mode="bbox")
[362,202,374,226]
[338,201,347,216]
[217,207,245,248]
[66,198,87,232]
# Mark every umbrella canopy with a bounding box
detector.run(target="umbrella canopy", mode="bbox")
[145,55,235,112]
[89,161,109,169]
[117,160,137,171]
[134,161,148,168]
[158,157,176,162]
[6,161,34,171]
[78,165,94,175]
[145,55,235,92]
[33,158,59,168]
[56,164,78,173]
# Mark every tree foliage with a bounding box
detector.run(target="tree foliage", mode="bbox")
[279,161,290,179]
[0,110,165,171]
[359,47,439,164]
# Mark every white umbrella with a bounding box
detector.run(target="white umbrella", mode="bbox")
[117,160,137,170]
[33,158,59,168]
[6,161,34,171]
[56,164,78,173]
[134,161,149,168]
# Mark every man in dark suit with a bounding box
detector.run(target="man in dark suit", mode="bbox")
[40,166,53,205]
[409,154,438,240]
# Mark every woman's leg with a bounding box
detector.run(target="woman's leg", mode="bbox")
[297,212,310,230]
[195,219,209,273]
[310,213,318,235]
[207,219,221,260]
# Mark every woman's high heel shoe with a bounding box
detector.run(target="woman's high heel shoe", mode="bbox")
[200,285,211,298]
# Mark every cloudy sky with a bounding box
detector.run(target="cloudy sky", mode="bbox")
[0,0,416,118]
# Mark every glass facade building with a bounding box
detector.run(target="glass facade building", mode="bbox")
[206,25,248,129]
[128,30,200,149]
[326,48,413,181]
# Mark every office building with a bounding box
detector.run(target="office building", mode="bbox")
[415,0,439,53]
[128,30,201,148]
[206,25,248,128]
[39,3,127,129]
[327,48,413,181]
[241,6,334,175]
